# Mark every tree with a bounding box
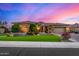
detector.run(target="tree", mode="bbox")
[11,23,20,32]
[0,20,7,25]
[3,21,7,25]
[0,21,2,24]
[29,23,37,34]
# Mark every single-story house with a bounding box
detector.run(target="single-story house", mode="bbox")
[12,21,72,34]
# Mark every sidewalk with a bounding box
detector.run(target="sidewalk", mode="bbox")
[0,41,79,48]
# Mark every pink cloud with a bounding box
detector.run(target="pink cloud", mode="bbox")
[12,15,29,22]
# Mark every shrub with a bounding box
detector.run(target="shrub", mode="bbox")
[6,33,14,37]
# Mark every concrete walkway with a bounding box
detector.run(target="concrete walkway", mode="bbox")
[0,41,79,48]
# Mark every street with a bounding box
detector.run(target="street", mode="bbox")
[0,47,79,56]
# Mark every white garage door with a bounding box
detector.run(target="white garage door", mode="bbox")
[53,28,65,34]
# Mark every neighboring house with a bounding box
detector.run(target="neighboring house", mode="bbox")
[0,27,5,33]
[0,25,10,34]
[70,23,79,32]
[0,21,10,34]
[0,25,6,33]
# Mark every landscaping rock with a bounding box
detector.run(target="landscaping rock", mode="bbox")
[12,33,26,36]
[6,33,14,37]
[39,32,47,35]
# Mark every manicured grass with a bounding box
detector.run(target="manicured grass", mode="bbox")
[0,35,61,42]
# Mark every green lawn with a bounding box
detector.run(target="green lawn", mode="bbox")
[0,35,61,42]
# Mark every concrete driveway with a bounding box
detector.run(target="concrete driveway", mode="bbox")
[69,33,79,42]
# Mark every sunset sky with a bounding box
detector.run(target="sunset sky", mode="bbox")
[0,3,79,24]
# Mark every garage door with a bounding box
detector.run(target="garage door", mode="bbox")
[53,28,65,34]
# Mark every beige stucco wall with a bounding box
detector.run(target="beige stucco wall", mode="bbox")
[20,24,29,33]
